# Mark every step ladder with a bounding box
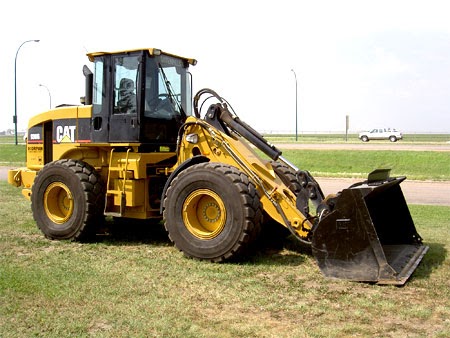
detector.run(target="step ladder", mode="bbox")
[104,148,131,217]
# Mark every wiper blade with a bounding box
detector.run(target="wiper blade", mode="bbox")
[158,63,186,118]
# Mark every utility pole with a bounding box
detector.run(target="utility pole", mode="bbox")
[14,39,40,144]
[291,69,298,141]
[39,84,52,109]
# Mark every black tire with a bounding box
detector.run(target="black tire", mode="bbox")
[361,135,369,142]
[31,159,105,241]
[163,162,263,262]
[268,161,312,250]
[261,161,300,246]
[389,135,398,142]
[270,161,302,195]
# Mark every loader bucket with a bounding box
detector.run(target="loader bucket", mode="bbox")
[311,176,428,285]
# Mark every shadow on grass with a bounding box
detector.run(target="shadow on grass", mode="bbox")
[247,249,309,267]
[413,242,447,280]
[90,219,444,276]
[93,218,312,266]
[95,218,171,246]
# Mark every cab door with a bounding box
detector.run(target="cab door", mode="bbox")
[109,54,141,142]
[91,57,110,143]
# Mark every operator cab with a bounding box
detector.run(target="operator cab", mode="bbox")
[87,48,196,151]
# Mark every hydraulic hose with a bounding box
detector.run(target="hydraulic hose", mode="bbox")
[193,88,282,160]
[219,107,282,160]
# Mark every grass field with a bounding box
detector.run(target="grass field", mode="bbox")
[279,149,450,180]
[0,144,26,166]
[1,143,449,181]
[1,134,449,337]
[0,181,449,337]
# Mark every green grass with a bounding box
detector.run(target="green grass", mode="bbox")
[0,144,26,166]
[1,144,449,181]
[279,149,450,180]
[0,181,449,337]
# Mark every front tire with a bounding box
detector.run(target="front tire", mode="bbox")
[31,159,105,241]
[163,162,262,262]
[361,135,369,142]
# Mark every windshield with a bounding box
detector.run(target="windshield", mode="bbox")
[144,54,192,119]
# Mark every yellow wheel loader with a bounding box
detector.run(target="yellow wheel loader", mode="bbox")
[8,48,428,285]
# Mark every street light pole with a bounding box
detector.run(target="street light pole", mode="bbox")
[291,69,298,142]
[39,84,52,109]
[14,39,40,145]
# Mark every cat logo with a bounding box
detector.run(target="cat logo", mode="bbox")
[56,125,76,143]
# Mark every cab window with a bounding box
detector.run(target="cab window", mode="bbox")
[144,54,191,119]
[92,58,104,116]
[114,55,139,114]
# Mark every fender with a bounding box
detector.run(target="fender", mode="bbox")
[160,155,210,213]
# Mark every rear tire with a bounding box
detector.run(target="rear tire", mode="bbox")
[270,161,301,194]
[163,162,262,262]
[31,159,105,241]
[261,161,300,246]
[269,160,313,250]
[389,135,398,142]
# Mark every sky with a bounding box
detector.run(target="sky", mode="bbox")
[2,0,450,134]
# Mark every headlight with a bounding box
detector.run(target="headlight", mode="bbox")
[186,133,199,144]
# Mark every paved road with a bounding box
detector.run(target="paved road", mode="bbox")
[316,177,450,206]
[275,142,450,205]
[2,166,449,206]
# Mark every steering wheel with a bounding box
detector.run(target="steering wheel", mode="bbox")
[147,93,169,108]
[156,97,174,112]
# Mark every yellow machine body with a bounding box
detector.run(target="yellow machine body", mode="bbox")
[8,48,428,285]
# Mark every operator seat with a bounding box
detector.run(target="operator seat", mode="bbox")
[117,78,136,113]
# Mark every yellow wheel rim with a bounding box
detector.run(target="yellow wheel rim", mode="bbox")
[182,189,226,239]
[43,182,74,224]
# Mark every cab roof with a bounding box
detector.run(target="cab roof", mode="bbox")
[86,48,197,65]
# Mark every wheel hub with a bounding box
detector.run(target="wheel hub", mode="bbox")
[183,189,226,239]
[43,182,74,224]
[202,202,221,223]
